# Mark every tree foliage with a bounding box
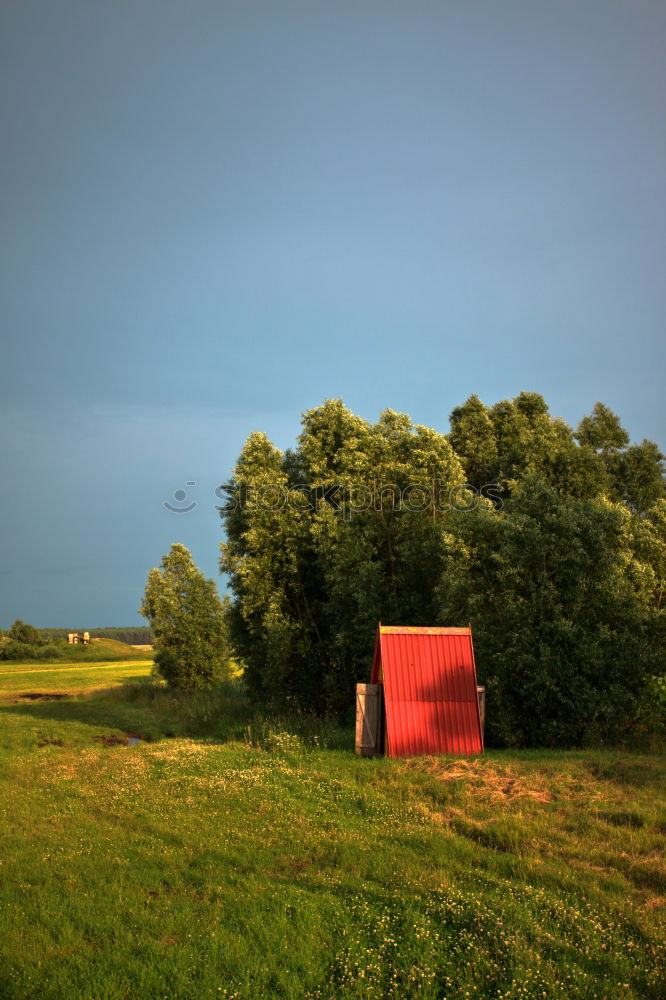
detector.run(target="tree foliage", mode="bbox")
[438,477,654,746]
[140,544,231,690]
[0,620,55,662]
[8,620,44,645]
[221,401,465,716]
[221,394,665,746]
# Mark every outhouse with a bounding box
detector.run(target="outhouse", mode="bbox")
[356,625,484,758]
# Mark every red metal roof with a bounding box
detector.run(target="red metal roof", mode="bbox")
[370,624,483,757]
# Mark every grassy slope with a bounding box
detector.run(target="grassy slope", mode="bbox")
[73,637,153,661]
[89,637,151,655]
[0,666,664,1000]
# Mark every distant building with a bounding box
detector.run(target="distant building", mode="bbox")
[68,632,90,644]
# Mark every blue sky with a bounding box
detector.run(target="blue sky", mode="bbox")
[2,0,665,626]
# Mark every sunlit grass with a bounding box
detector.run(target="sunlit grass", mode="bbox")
[0,659,152,692]
[0,664,664,1000]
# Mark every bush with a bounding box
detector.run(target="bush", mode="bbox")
[0,640,66,662]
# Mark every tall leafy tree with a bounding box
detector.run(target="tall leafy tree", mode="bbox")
[576,403,664,513]
[8,620,43,645]
[609,440,665,513]
[220,430,320,708]
[141,544,231,690]
[305,405,465,711]
[450,392,607,499]
[438,476,649,747]
[575,402,630,453]
[221,401,465,715]
[629,499,666,682]
[448,394,498,489]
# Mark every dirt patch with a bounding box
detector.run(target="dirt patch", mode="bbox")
[37,738,64,747]
[18,692,69,701]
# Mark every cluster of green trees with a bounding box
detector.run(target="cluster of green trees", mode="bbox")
[219,394,665,747]
[0,620,63,662]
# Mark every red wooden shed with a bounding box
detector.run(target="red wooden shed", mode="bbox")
[370,625,483,757]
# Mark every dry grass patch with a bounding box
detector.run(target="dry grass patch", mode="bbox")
[400,755,557,803]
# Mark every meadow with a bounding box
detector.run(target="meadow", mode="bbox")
[0,661,664,1000]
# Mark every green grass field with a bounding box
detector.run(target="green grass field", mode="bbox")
[0,660,153,693]
[0,663,664,1000]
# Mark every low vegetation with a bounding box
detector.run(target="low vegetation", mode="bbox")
[0,662,664,1000]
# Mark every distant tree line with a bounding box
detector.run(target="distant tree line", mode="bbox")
[37,626,153,645]
[220,394,666,748]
